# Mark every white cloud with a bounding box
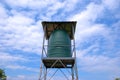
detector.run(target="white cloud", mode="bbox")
[69,2,104,23]
[63,0,79,12]
[102,0,120,11]
[1,0,81,55]
[5,0,61,10]
[5,0,29,8]
[0,52,28,68]
[5,0,79,11]
[7,15,34,26]
[0,13,43,54]
[3,0,80,21]
[76,48,120,79]
[0,52,27,62]
[0,4,9,26]
[76,42,120,79]
[0,4,8,19]
[6,65,39,72]
[0,52,30,70]
[41,1,64,19]
[74,24,109,48]
[67,2,116,51]
[79,55,119,72]
[101,0,120,20]
[111,20,120,37]
[67,2,106,45]
[7,75,38,80]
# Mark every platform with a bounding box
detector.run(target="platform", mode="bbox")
[42,57,75,68]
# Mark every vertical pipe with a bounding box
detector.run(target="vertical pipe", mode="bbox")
[72,25,76,58]
[74,62,78,80]
[39,25,46,80]
[72,68,74,80]
[44,68,47,80]
[42,25,46,58]
[39,63,43,80]
[72,24,78,80]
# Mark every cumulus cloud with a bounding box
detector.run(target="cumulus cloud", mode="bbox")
[0,0,80,55]
[0,4,9,26]
[0,52,28,68]
[67,2,110,48]
[0,13,43,54]
[0,4,8,18]
[8,75,38,80]
[69,2,104,23]
[77,49,120,72]
[66,1,120,79]
[76,45,120,79]
[0,52,27,62]
[7,15,34,25]
[102,0,120,11]
[6,65,39,72]
[0,52,39,75]
[4,0,45,9]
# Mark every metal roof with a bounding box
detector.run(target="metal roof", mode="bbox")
[42,21,77,40]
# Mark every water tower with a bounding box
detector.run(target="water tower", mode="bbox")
[39,21,78,80]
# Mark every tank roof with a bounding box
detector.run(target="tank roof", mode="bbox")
[42,21,77,40]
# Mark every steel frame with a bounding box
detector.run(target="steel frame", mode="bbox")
[39,22,78,80]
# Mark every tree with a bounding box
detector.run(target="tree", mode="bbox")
[0,69,6,80]
[116,78,120,80]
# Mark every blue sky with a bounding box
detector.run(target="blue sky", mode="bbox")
[0,0,120,80]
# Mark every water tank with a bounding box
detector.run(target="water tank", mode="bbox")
[47,29,71,57]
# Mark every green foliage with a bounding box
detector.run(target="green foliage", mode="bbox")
[116,78,120,80]
[0,69,6,80]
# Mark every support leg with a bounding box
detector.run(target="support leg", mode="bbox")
[72,68,74,80]
[44,68,47,80]
[39,63,43,80]
[74,62,78,80]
